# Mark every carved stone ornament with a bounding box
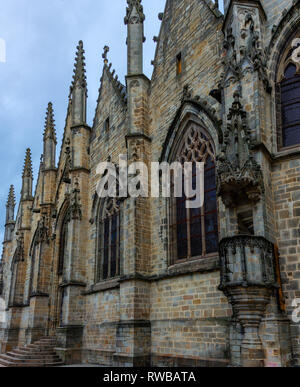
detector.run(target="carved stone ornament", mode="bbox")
[14,233,25,263]
[63,138,72,184]
[35,216,49,244]
[240,12,271,93]
[220,11,271,93]
[216,91,264,207]
[67,178,82,221]
[124,0,145,25]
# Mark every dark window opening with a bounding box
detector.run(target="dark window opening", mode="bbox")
[97,199,120,282]
[237,210,254,235]
[58,212,69,275]
[280,63,300,148]
[171,124,218,263]
[176,53,182,76]
[104,117,110,132]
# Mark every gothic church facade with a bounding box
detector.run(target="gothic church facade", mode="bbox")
[1,0,300,367]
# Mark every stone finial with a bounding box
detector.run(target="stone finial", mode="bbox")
[6,185,15,208]
[44,102,57,144]
[71,40,87,90]
[23,148,33,178]
[102,46,110,65]
[216,92,264,207]
[124,0,145,25]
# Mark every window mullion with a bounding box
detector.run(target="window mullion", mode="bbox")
[108,217,112,279]
[201,204,206,257]
[100,220,104,281]
[187,206,191,259]
[116,213,120,276]
[172,198,177,264]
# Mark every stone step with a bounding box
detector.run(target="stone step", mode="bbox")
[0,354,62,366]
[0,336,63,367]
[0,358,17,367]
[26,344,55,351]
[12,348,56,356]
[0,354,49,364]
[36,339,57,344]
[34,343,57,348]
[7,351,60,361]
[0,358,63,367]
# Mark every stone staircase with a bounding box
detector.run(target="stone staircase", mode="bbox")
[0,336,64,367]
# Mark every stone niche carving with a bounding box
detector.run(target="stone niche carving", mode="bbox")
[124,0,145,25]
[35,215,49,244]
[68,178,82,221]
[220,8,271,93]
[217,91,264,207]
[14,232,25,263]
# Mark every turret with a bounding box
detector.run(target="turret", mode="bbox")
[124,0,149,137]
[21,148,33,201]
[43,102,57,170]
[4,185,15,242]
[124,0,145,76]
[70,40,87,126]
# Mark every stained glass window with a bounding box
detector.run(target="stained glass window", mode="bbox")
[280,63,300,147]
[97,198,120,281]
[171,123,218,263]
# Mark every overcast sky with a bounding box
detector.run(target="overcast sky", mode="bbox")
[0,0,224,246]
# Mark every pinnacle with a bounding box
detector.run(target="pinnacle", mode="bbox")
[44,102,57,143]
[124,0,145,25]
[105,63,127,103]
[23,148,33,178]
[71,40,87,91]
[6,185,15,208]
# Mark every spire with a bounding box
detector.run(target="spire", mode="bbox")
[70,41,87,126]
[6,185,15,209]
[124,0,145,75]
[102,45,110,66]
[44,102,57,144]
[71,40,87,92]
[43,103,57,169]
[4,185,16,242]
[124,0,145,25]
[21,148,33,200]
[23,148,33,178]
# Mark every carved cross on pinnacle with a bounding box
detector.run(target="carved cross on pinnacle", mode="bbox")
[182,84,192,102]
[102,46,110,65]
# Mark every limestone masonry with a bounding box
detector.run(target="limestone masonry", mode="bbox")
[1,0,300,367]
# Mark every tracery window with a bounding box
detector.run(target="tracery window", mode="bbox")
[97,198,120,282]
[170,123,218,263]
[277,39,300,149]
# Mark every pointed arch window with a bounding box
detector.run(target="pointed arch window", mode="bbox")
[97,198,121,282]
[277,39,300,149]
[170,123,219,264]
[29,243,38,296]
[9,236,24,306]
[58,211,69,275]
